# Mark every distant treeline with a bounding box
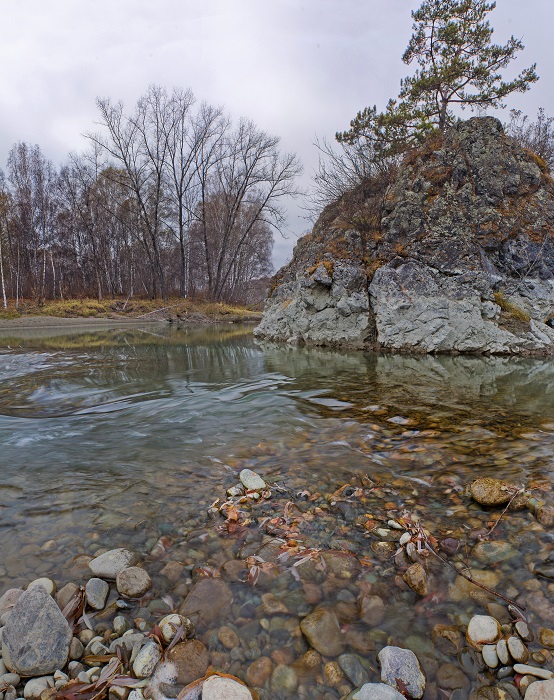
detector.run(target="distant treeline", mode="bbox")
[0,86,301,306]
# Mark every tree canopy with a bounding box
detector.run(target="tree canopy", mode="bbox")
[337,0,538,155]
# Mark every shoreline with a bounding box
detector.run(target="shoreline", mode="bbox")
[0,314,261,331]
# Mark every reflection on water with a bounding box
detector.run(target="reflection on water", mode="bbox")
[0,325,553,697]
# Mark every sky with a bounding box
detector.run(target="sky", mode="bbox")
[1,0,552,269]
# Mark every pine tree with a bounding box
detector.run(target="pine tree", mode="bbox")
[337,0,538,153]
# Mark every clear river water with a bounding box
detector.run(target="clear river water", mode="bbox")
[0,323,553,698]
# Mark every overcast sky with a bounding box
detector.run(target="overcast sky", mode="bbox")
[1,0,552,268]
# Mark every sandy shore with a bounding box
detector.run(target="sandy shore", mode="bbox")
[0,316,169,331]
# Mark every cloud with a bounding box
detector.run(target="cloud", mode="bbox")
[0,0,551,269]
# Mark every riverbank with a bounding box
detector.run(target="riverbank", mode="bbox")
[0,470,552,700]
[0,298,262,329]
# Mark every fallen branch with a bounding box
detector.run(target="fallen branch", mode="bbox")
[478,486,525,540]
[136,305,180,318]
[417,523,525,612]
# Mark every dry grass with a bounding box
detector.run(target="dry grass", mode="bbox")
[493,292,531,322]
[0,297,260,321]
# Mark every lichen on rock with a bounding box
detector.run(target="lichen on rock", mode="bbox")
[256,117,554,355]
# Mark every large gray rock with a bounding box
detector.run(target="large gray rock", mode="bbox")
[2,585,72,676]
[378,646,426,699]
[257,117,554,356]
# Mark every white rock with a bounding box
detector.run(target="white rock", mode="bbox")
[507,635,529,663]
[525,679,554,700]
[226,485,244,497]
[239,469,266,491]
[351,684,406,700]
[482,644,499,668]
[132,641,162,679]
[128,692,144,700]
[378,646,426,699]
[497,639,510,665]
[0,674,20,686]
[89,549,140,579]
[113,615,130,636]
[466,615,501,648]
[24,677,54,700]
[158,614,194,644]
[202,676,253,700]
[27,579,56,596]
[513,665,554,680]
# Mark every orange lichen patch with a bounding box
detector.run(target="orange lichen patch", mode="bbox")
[523,148,549,173]
[494,292,530,323]
[422,165,453,187]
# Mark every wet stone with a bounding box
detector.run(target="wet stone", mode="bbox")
[338,654,369,687]
[539,628,554,648]
[359,595,385,627]
[85,578,109,610]
[525,679,554,700]
[507,636,529,663]
[513,665,554,680]
[432,625,464,655]
[378,646,426,699]
[435,663,470,691]
[202,676,253,700]
[515,620,533,642]
[116,567,152,598]
[348,683,406,700]
[271,664,298,693]
[482,645,499,668]
[246,656,272,687]
[239,469,266,491]
[218,626,239,650]
[179,578,233,626]
[472,541,517,565]
[132,641,162,679]
[466,615,501,649]
[89,549,140,580]
[537,505,554,527]
[470,478,518,506]
[403,563,428,596]
[166,640,209,685]
[300,608,345,657]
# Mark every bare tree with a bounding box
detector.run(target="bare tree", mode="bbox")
[506,108,554,169]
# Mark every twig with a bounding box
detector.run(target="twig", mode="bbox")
[417,524,525,612]
[136,304,180,318]
[478,487,525,540]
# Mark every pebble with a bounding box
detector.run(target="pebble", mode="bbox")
[539,628,554,649]
[23,677,53,700]
[116,567,152,598]
[338,654,369,687]
[239,469,266,491]
[27,578,56,596]
[166,640,209,685]
[348,684,406,700]
[113,615,131,636]
[202,676,253,699]
[482,645,499,668]
[525,679,554,700]
[85,578,109,610]
[403,563,428,596]
[158,614,194,644]
[470,478,518,506]
[179,578,233,626]
[378,646,426,699]
[271,664,298,693]
[246,656,272,687]
[537,505,554,527]
[497,639,510,665]
[507,636,529,663]
[359,595,386,626]
[89,549,140,579]
[69,637,84,660]
[132,641,162,678]
[218,626,240,650]
[513,664,554,680]
[300,608,345,657]
[0,675,20,687]
[516,620,533,642]
[466,615,501,648]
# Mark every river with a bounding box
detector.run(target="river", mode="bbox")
[0,323,552,698]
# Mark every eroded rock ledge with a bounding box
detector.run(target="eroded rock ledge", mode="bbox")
[255,117,554,354]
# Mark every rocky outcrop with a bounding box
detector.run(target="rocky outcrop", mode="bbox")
[256,117,554,354]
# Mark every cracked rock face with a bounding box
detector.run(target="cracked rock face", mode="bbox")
[256,117,554,355]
